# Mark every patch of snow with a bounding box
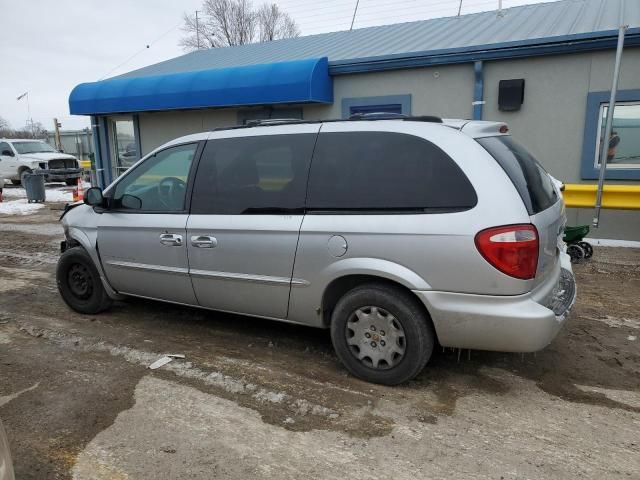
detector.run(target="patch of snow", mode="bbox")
[254,389,287,404]
[589,238,640,248]
[584,315,640,330]
[0,199,45,216]
[2,186,73,203]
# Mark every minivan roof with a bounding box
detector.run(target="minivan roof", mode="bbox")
[160,117,510,150]
[207,117,509,137]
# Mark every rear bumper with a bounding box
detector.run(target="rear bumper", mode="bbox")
[414,255,576,352]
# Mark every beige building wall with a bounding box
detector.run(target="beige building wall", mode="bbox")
[122,48,640,239]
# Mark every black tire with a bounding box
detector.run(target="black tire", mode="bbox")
[330,284,435,385]
[11,179,21,186]
[65,178,78,186]
[579,241,593,259]
[56,246,112,314]
[567,244,585,264]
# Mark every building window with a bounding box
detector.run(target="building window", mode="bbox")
[581,90,640,180]
[341,95,411,119]
[594,102,640,169]
[109,116,139,179]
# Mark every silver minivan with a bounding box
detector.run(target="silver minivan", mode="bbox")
[58,117,576,384]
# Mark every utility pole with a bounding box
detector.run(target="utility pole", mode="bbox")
[593,24,628,228]
[498,0,504,17]
[53,118,63,152]
[195,10,201,49]
[350,0,360,31]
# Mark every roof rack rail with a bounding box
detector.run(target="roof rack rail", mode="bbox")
[244,118,304,127]
[407,115,443,123]
[348,112,443,123]
[348,112,408,120]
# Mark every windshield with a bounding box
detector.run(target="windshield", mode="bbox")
[12,141,57,154]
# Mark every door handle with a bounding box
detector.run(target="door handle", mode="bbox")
[190,235,217,248]
[159,233,183,246]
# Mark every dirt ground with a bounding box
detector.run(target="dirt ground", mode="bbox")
[0,202,639,480]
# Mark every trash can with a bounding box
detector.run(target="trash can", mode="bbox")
[24,172,46,203]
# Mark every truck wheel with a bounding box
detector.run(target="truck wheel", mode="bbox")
[57,246,112,314]
[330,284,434,385]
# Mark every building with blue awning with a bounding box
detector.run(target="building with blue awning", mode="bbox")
[69,0,640,240]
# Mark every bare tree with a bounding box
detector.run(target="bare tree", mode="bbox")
[180,0,299,51]
[258,4,300,42]
[0,116,9,130]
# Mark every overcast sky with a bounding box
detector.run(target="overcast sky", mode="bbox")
[0,0,553,131]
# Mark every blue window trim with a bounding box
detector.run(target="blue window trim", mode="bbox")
[581,89,640,181]
[341,94,411,119]
[133,114,143,160]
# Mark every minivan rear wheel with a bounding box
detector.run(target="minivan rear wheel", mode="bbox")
[330,284,434,385]
[57,246,112,314]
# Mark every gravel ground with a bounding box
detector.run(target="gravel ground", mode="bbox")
[0,207,638,480]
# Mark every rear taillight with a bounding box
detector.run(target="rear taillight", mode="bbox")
[474,224,538,280]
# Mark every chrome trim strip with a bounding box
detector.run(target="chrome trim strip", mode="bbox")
[190,268,309,286]
[106,260,189,276]
[106,261,310,286]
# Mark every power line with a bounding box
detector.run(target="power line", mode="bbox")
[98,21,183,80]
[286,0,501,30]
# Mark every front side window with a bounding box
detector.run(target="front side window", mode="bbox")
[112,143,198,212]
[191,134,316,214]
[307,131,477,211]
[12,141,56,154]
[0,142,13,155]
[595,102,640,169]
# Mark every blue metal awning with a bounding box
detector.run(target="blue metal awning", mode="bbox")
[69,57,333,115]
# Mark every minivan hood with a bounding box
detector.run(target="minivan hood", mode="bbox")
[20,152,77,161]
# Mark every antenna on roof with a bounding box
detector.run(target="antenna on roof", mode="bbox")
[457,0,463,17]
[350,0,360,31]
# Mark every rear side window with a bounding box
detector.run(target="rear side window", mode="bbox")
[191,134,315,214]
[477,136,557,215]
[307,132,477,211]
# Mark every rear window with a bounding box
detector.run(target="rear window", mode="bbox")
[477,136,558,215]
[307,132,477,212]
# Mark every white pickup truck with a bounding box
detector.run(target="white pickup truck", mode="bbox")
[0,138,81,186]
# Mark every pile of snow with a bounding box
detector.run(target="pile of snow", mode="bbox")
[2,186,73,203]
[0,199,45,215]
[1,183,79,216]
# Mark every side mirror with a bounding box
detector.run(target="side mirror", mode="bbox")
[1,149,13,157]
[84,187,104,207]
[121,194,142,210]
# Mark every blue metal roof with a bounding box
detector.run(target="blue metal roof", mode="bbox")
[116,0,640,79]
[69,57,332,115]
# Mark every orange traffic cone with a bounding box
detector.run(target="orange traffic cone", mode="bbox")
[73,177,84,202]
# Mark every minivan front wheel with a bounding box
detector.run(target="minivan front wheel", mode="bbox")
[57,246,112,314]
[330,284,434,385]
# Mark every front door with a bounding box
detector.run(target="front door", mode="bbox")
[187,126,318,319]
[98,142,201,304]
[0,142,16,179]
